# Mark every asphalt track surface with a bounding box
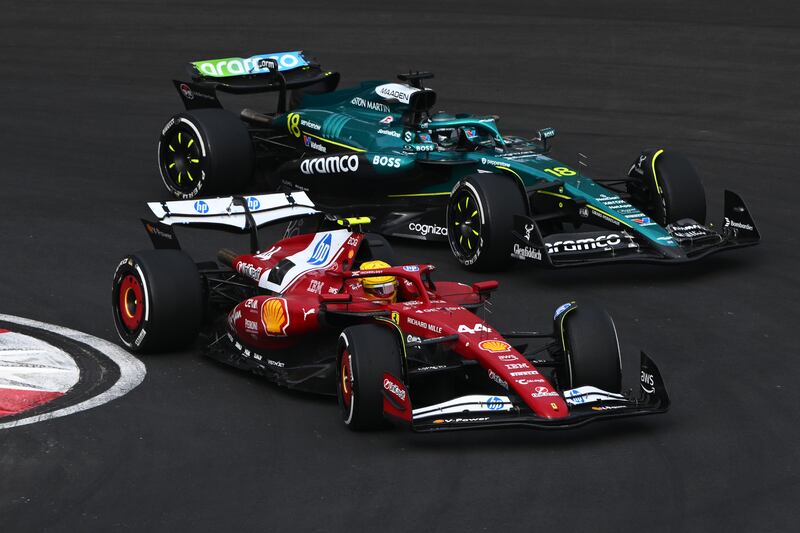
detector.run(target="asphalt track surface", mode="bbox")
[1,1,799,531]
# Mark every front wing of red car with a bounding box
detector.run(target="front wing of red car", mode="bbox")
[400,352,670,432]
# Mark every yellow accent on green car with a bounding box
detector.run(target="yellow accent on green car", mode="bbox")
[536,190,572,201]
[588,206,633,228]
[303,131,366,153]
[387,192,450,198]
[651,149,664,194]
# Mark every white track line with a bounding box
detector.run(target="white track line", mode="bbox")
[0,314,146,430]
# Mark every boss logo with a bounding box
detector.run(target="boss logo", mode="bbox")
[372,155,402,168]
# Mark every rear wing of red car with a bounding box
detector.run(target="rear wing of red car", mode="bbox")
[142,191,319,252]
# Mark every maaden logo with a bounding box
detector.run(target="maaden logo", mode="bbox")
[262,298,290,336]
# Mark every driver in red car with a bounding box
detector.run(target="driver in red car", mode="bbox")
[357,260,419,303]
[358,260,399,302]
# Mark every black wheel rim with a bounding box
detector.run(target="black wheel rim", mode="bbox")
[160,127,204,193]
[450,189,482,257]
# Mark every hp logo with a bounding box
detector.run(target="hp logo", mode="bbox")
[308,234,332,266]
[486,396,503,410]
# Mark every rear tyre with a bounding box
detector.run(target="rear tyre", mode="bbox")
[627,149,707,225]
[337,324,405,430]
[112,250,203,353]
[558,304,622,393]
[446,173,527,271]
[158,109,254,199]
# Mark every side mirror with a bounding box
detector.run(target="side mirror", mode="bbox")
[537,127,556,140]
[533,127,556,151]
[319,293,352,304]
[472,280,499,293]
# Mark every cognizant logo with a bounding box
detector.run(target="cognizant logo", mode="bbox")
[408,223,447,237]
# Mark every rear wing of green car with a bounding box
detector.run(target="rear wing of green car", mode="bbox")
[173,50,339,113]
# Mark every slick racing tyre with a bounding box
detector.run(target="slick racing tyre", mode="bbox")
[112,250,203,353]
[556,303,622,393]
[627,149,707,225]
[447,173,527,271]
[158,109,254,199]
[337,324,405,430]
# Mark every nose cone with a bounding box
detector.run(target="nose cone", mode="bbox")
[527,393,569,419]
[465,336,570,419]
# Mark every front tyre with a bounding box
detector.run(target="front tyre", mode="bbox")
[158,109,254,199]
[556,304,622,393]
[111,250,203,353]
[446,173,527,271]
[627,149,707,225]
[337,324,405,430]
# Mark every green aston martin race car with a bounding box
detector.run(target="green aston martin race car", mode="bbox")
[157,50,760,271]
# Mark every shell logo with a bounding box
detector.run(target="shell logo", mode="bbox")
[262,298,290,336]
[478,340,511,353]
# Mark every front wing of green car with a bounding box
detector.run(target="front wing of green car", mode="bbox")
[510,190,760,268]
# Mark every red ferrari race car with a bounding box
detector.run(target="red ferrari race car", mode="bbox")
[111,192,669,431]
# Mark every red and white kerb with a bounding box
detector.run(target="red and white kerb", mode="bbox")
[0,329,79,418]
